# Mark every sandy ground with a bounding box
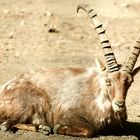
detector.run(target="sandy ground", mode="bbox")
[0,0,140,139]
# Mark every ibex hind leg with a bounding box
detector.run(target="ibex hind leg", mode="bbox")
[0,121,52,135]
[13,123,52,135]
[0,108,52,135]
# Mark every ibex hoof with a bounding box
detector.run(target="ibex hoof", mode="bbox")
[0,121,12,132]
[53,124,61,134]
[38,124,51,135]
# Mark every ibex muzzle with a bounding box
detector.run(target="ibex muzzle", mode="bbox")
[0,3,139,138]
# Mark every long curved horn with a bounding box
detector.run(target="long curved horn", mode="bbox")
[123,35,140,73]
[77,3,119,73]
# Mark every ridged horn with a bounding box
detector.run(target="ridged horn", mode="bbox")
[77,3,119,73]
[123,35,140,73]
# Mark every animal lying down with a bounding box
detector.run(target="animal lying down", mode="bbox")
[0,3,140,138]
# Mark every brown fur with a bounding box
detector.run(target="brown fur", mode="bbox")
[0,65,136,137]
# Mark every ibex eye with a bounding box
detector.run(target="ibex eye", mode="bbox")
[105,79,111,86]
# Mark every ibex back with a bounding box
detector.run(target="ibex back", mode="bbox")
[0,3,140,137]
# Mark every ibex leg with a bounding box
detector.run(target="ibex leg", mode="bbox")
[53,124,94,137]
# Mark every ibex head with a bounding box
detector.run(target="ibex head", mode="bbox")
[77,3,140,113]
[104,70,133,113]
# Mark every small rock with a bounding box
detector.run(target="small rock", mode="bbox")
[9,35,14,39]
[44,11,53,17]
[9,30,15,39]
[14,52,20,58]
[44,23,48,27]
[20,20,25,26]
[121,3,130,8]
[6,48,9,51]
[48,24,59,33]
[3,9,10,14]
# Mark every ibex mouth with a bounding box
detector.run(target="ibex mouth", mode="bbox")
[112,101,126,113]
[115,102,125,108]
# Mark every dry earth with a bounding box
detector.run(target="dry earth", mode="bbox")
[0,0,140,139]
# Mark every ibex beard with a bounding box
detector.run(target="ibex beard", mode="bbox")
[0,3,139,138]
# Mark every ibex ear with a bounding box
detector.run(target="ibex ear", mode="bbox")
[132,66,140,77]
[95,58,106,73]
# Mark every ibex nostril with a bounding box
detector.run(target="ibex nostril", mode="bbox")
[115,101,124,108]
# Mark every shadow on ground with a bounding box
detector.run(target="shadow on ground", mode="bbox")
[11,121,140,139]
[105,121,140,139]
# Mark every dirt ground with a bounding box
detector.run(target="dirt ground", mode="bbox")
[0,0,140,139]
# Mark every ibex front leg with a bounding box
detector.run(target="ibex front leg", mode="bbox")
[53,115,95,137]
[54,124,94,137]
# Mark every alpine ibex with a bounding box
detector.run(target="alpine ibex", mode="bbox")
[0,3,139,137]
